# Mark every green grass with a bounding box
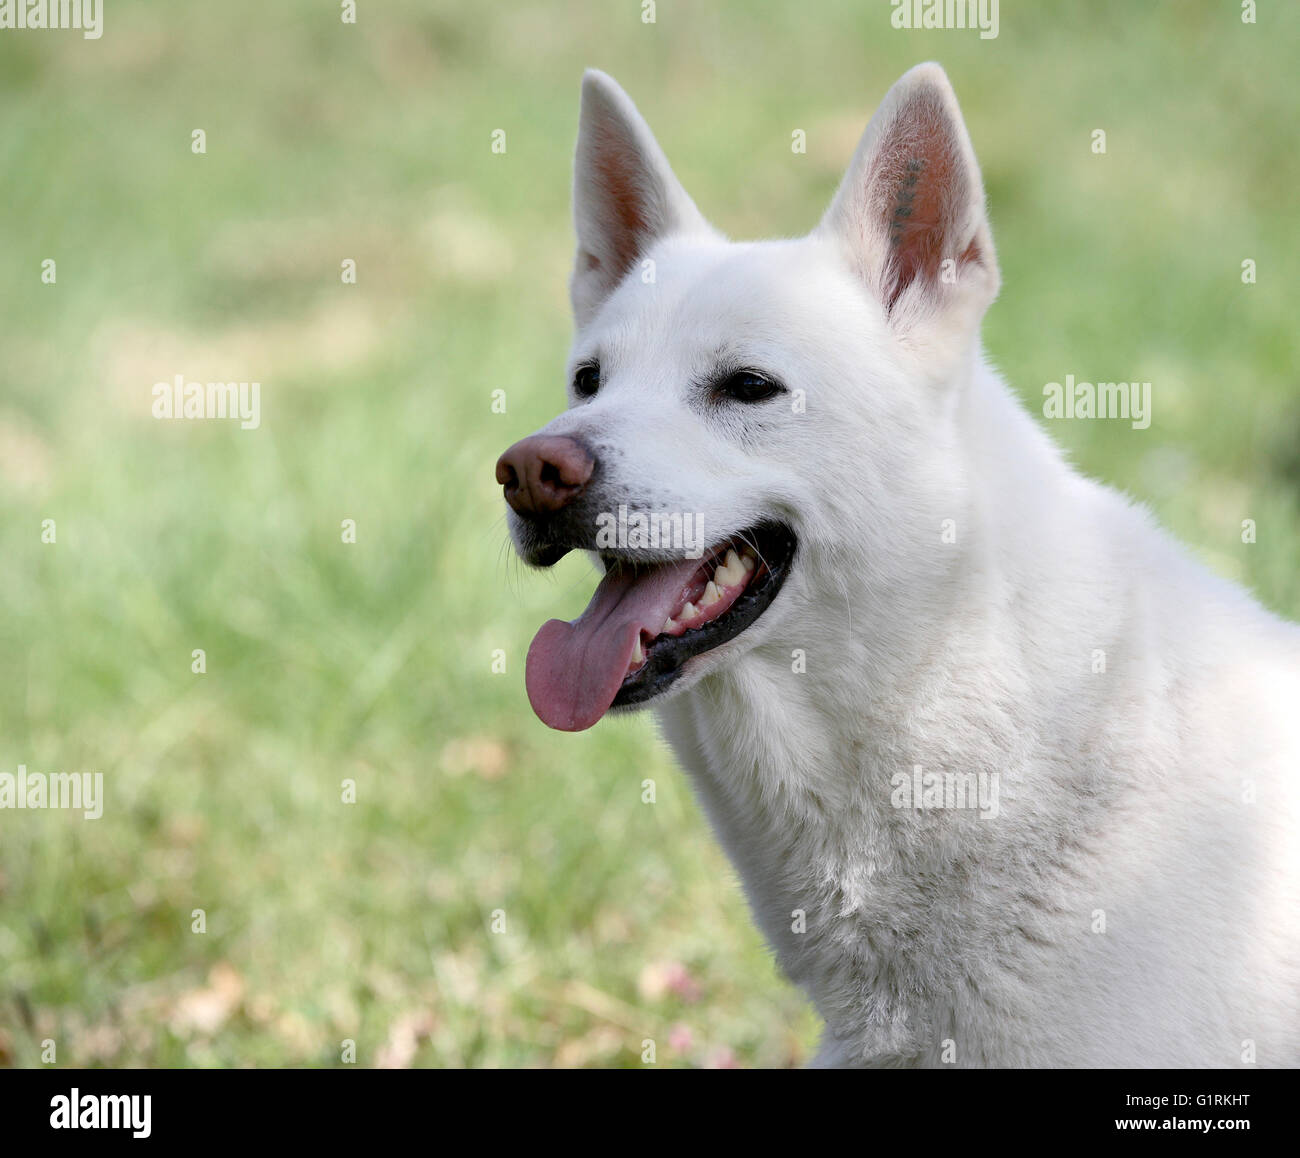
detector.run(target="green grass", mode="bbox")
[0,0,1296,1067]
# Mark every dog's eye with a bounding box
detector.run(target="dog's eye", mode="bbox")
[717,370,783,403]
[573,363,601,398]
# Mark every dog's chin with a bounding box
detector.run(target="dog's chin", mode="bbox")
[511,533,574,570]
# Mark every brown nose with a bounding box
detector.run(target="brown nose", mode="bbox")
[495,434,595,516]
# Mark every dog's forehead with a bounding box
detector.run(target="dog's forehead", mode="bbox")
[581,236,869,368]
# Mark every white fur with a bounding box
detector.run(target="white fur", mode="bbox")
[526,65,1300,1067]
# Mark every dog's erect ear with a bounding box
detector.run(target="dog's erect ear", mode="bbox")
[819,63,998,334]
[570,70,715,327]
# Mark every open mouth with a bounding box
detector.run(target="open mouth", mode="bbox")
[524,521,796,731]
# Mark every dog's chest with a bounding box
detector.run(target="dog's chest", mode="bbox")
[656,686,1027,1062]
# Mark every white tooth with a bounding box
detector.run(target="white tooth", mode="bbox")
[742,553,756,572]
[661,617,677,634]
[632,637,644,664]
[715,551,744,586]
[680,601,698,621]
[701,581,721,606]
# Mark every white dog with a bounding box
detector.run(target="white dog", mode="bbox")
[495,63,1300,1067]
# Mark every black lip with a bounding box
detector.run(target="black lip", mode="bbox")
[611,522,797,709]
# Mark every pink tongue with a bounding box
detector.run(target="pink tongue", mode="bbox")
[526,556,704,731]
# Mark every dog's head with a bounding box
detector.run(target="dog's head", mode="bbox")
[498,64,999,731]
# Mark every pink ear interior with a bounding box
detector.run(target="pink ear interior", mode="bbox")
[870,95,982,312]
[587,123,655,280]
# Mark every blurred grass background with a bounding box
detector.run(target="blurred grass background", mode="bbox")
[0,0,1296,1067]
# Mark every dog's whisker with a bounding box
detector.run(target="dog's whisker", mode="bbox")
[734,529,774,574]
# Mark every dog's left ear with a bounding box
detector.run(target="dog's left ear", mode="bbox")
[819,63,998,336]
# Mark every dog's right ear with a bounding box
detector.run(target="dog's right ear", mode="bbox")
[570,70,715,328]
